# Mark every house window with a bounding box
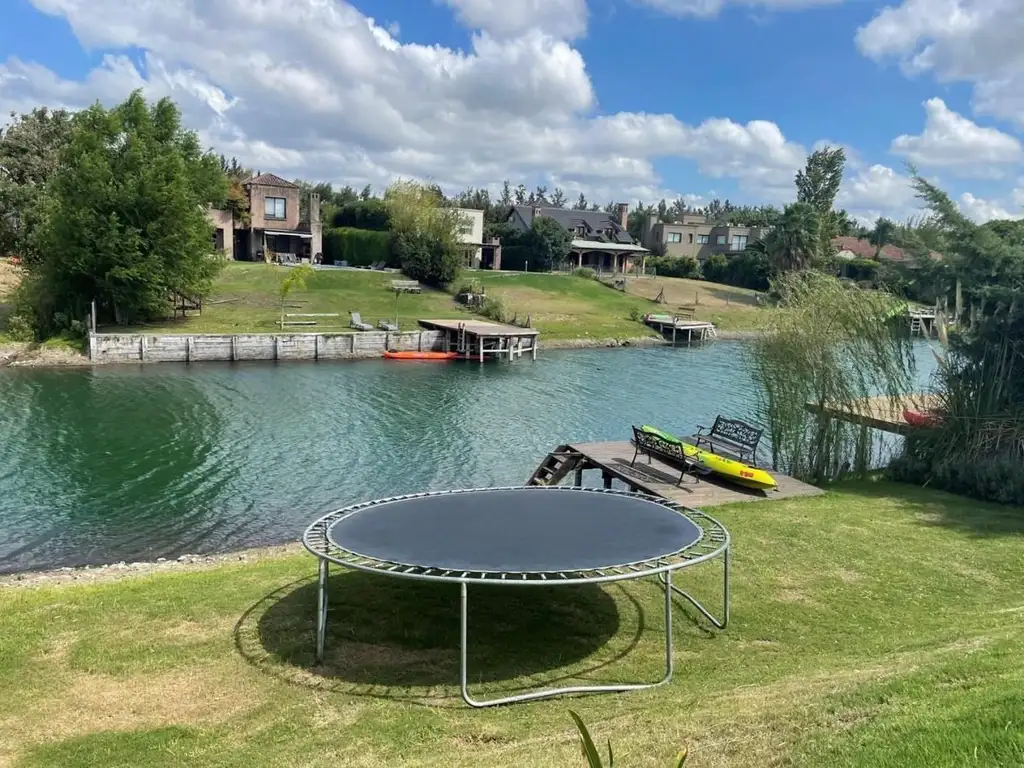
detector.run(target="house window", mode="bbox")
[576,225,586,236]
[716,234,726,245]
[459,223,473,235]
[688,233,694,244]
[731,235,747,251]
[697,234,710,244]
[264,197,286,219]
[667,232,682,243]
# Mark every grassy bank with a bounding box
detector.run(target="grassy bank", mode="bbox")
[105,264,773,341]
[2,483,1021,767]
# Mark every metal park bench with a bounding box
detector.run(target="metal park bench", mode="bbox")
[629,426,705,486]
[691,416,763,464]
[390,280,422,294]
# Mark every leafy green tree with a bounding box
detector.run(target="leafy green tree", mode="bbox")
[278,264,315,328]
[762,202,819,273]
[527,214,573,271]
[795,146,846,260]
[27,91,227,331]
[549,187,567,208]
[573,192,588,211]
[868,217,896,259]
[385,179,463,285]
[0,107,74,263]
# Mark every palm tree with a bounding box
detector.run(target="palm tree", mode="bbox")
[763,202,819,273]
[868,217,896,259]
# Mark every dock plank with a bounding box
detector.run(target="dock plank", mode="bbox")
[566,440,823,507]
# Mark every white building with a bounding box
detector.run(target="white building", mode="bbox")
[455,208,485,267]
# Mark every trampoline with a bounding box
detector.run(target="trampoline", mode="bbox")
[302,486,730,707]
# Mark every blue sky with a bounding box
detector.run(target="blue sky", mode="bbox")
[2,0,1022,223]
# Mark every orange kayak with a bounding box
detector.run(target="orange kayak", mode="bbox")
[903,408,941,428]
[383,350,458,361]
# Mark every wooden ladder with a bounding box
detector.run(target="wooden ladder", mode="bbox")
[527,445,584,486]
[910,316,922,335]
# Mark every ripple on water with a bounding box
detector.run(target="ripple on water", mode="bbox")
[0,343,937,572]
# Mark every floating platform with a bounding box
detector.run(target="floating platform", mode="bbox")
[806,393,940,436]
[643,314,717,344]
[418,319,539,361]
[526,441,823,507]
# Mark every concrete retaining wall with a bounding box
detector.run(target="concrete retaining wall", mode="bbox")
[89,330,446,364]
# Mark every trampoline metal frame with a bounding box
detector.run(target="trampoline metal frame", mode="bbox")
[302,486,730,707]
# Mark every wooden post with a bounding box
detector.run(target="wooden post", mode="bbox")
[186,336,194,363]
[349,334,355,354]
[274,336,280,361]
[532,339,537,360]
[602,471,613,489]
[573,467,583,487]
[231,335,238,361]
[480,336,484,363]
[314,334,321,360]
[672,324,677,346]
[139,336,147,362]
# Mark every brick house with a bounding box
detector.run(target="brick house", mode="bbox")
[207,173,323,262]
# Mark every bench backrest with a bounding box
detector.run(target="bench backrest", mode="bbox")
[632,426,687,461]
[710,416,762,448]
[350,312,364,324]
[391,280,419,289]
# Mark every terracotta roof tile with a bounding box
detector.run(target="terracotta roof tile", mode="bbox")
[244,173,298,188]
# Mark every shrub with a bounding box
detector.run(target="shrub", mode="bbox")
[573,267,597,280]
[890,455,1024,506]
[647,256,700,279]
[330,199,390,230]
[322,227,391,267]
[390,230,460,287]
[479,294,509,323]
[702,254,729,283]
[500,244,531,271]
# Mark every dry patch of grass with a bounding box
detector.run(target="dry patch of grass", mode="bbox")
[0,258,20,301]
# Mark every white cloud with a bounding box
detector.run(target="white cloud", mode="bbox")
[0,0,811,205]
[838,164,919,222]
[442,0,588,39]
[891,97,1021,175]
[856,0,1024,129]
[959,191,1022,222]
[635,0,842,19]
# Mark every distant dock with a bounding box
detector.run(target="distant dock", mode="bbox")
[526,440,822,507]
[806,393,940,436]
[417,319,539,361]
[643,313,717,344]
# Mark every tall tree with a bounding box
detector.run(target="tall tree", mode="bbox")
[573,192,588,210]
[0,107,74,262]
[795,146,846,260]
[868,217,896,259]
[549,187,567,208]
[359,184,373,201]
[28,91,227,330]
[527,214,572,271]
[763,202,819,273]
[498,180,513,209]
[384,179,463,286]
[513,184,527,205]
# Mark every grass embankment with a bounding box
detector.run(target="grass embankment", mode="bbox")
[620,275,768,333]
[2,483,1022,767]
[116,263,773,342]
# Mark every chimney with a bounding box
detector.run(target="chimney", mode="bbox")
[309,192,322,260]
[531,205,541,224]
[616,202,629,229]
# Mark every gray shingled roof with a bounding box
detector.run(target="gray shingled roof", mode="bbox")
[511,205,635,244]
[244,173,298,188]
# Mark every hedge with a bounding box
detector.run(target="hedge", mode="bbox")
[322,227,392,267]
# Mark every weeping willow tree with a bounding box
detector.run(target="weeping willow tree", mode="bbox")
[750,271,916,484]
[889,174,1024,504]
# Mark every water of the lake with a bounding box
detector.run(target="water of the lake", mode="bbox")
[0,342,939,572]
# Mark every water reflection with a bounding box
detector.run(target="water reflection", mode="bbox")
[0,343,937,572]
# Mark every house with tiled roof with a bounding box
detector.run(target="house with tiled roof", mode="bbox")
[206,173,322,263]
[832,236,942,265]
[505,202,648,273]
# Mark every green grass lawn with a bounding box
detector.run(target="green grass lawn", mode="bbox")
[112,264,768,341]
[2,482,1021,767]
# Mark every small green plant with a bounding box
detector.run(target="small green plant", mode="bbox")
[569,710,688,767]
[573,267,597,280]
[278,264,316,328]
[627,306,643,322]
[479,294,509,323]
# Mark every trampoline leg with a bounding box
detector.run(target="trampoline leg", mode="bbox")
[315,559,329,664]
[459,578,674,709]
[660,545,729,630]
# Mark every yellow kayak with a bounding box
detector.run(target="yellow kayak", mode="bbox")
[641,425,778,491]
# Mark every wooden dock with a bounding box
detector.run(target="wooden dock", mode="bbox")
[642,313,717,344]
[526,440,823,508]
[806,393,940,436]
[417,319,539,361]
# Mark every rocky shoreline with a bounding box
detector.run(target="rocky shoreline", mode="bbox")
[0,542,305,588]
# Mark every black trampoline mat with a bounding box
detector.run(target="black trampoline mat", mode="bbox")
[327,489,702,573]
